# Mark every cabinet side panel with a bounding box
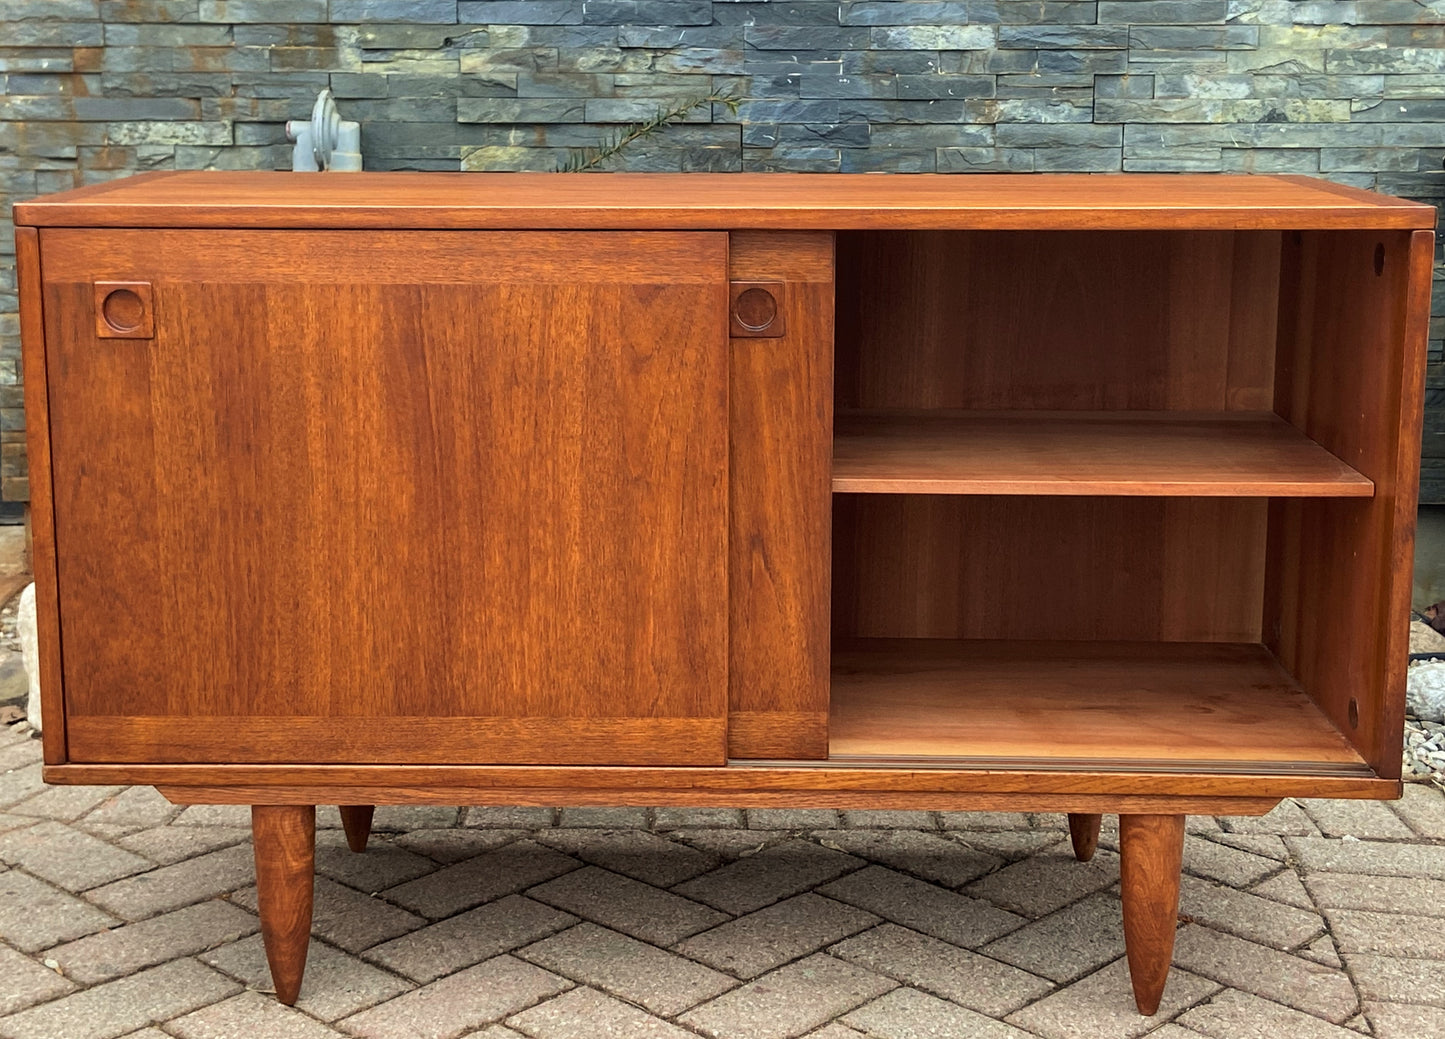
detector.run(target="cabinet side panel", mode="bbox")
[728,231,833,759]
[18,227,65,764]
[1267,228,1432,778]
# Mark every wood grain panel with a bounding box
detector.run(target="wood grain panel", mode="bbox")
[832,495,1266,642]
[68,761,1370,795]
[832,411,1370,496]
[67,719,722,768]
[1227,231,1284,409]
[160,785,1293,815]
[67,716,723,765]
[728,231,833,759]
[47,758,1395,801]
[835,230,1282,412]
[727,710,829,761]
[15,227,66,764]
[830,639,1360,764]
[40,229,712,285]
[251,805,314,1006]
[15,172,1435,231]
[1069,813,1102,862]
[1267,229,1433,777]
[45,229,729,766]
[338,805,374,852]
[1120,814,1185,1016]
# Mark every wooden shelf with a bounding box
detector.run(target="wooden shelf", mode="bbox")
[832,411,1374,497]
[830,639,1367,771]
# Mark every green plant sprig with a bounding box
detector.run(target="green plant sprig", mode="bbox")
[558,90,742,173]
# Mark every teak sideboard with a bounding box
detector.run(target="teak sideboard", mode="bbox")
[13,172,1435,1015]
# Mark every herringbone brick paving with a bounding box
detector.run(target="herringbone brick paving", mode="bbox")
[2,719,1443,1039]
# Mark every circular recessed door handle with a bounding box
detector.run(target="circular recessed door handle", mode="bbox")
[94,281,154,339]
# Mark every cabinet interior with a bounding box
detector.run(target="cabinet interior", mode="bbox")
[829,228,1406,776]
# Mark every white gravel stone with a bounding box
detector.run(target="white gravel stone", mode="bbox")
[1405,660,1445,722]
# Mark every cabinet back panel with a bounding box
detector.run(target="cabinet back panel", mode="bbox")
[836,230,1280,411]
[833,495,1266,642]
[43,229,730,765]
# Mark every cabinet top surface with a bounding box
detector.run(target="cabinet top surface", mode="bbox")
[14,171,1434,231]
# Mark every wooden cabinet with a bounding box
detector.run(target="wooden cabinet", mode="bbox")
[15,172,1434,1015]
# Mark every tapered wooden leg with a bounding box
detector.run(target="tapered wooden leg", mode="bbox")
[1119,813,1185,1016]
[339,805,375,853]
[252,805,315,1006]
[1068,813,1101,862]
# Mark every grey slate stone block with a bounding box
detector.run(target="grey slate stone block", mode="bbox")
[1125,153,1224,172]
[743,144,841,171]
[649,48,745,73]
[1221,147,1321,173]
[459,1,585,23]
[233,24,343,46]
[72,97,205,120]
[459,97,588,121]
[995,78,1092,101]
[799,73,899,99]
[175,142,292,169]
[339,96,459,121]
[777,121,871,147]
[5,72,98,94]
[227,70,331,97]
[963,0,1095,21]
[98,72,232,97]
[1031,145,1122,171]
[329,72,389,97]
[999,25,1130,49]
[521,25,622,47]
[898,74,994,99]
[6,0,99,17]
[742,123,779,146]
[843,50,947,75]
[975,97,1093,121]
[1322,147,1423,172]
[1037,49,1129,74]
[730,99,844,123]
[1354,98,1445,122]
[836,99,972,122]
[583,97,710,121]
[1098,0,1228,21]
[745,26,872,50]
[840,0,971,25]
[199,0,329,20]
[354,23,482,48]
[515,71,614,96]
[619,25,735,47]
[6,21,105,46]
[869,24,994,49]
[584,0,714,23]
[101,23,233,46]
[715,0,839,22]
[331,0,459,21]
[938,145,1033,170]
[1130,24,1260,50]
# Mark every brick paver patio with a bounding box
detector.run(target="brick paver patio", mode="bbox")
[1,720,1442,1039]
